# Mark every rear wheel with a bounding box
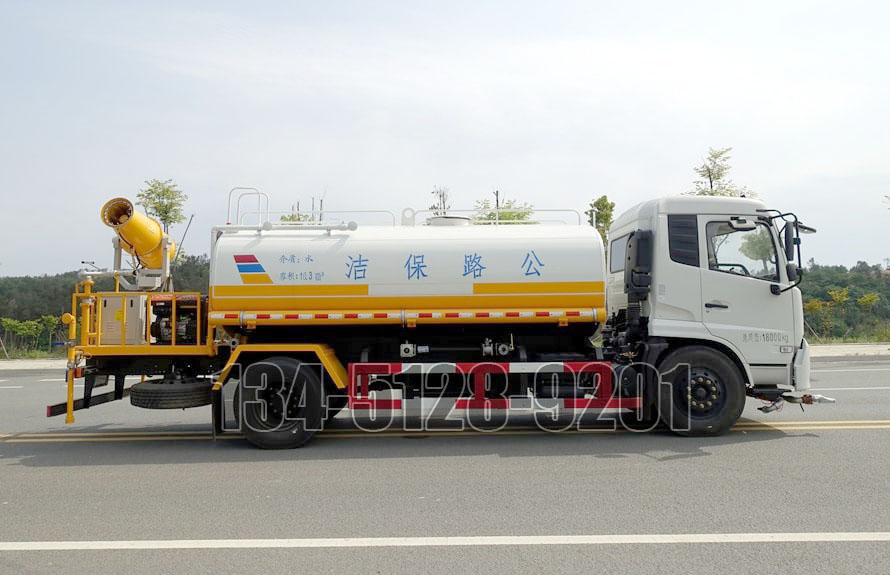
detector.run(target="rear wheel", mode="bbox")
[657,346,745,436]
[239,356,323,449]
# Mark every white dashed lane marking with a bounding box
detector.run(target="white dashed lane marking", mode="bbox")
[810,367,890,373]
[811,387,890,391]
[1,532,890,551]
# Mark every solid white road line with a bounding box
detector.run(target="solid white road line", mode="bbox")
[811,387,890,391]
[0,386,23,389]
[811,368,890,373]
[1,532,890,551]
[38,379,66,382]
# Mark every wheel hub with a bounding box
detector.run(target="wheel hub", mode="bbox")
[684,370,722,415]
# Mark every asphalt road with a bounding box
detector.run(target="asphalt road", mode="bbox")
[0,356,888,574]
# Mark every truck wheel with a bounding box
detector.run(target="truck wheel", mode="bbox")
[130,379,212,409]
[657,346,745,436]
[234,384,343,426]
[239,356,323,449]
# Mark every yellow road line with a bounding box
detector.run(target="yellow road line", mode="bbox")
[734,420,890,426]
[14,430,215,438]
[6,435,241,443]
[3,422,890,443]
[735,424,890,432]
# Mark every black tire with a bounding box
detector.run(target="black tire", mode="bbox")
[657,346,745,436]
[233,383,343,426]
[239,356,323,449]
[130,379,212,409]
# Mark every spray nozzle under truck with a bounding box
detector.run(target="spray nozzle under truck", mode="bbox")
[49,191,833,448]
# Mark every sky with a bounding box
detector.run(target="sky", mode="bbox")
[1,0,888,276]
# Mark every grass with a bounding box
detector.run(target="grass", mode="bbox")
[0,348,67,360]
[809,336,890,345]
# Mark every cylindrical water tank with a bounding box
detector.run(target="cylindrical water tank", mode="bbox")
[209,223,606,323]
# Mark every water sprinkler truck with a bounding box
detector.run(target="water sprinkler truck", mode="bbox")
[50,190,833,448]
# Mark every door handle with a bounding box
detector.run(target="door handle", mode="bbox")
[705,302,729,309]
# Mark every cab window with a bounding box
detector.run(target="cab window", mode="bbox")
[705,221,778,282]
[609,234,629,273]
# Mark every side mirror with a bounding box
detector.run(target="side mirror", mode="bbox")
[783,223,795,262]
[623,230,653,302]
[786,262,800,282]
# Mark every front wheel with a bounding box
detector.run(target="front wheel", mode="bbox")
[657,346,746,436]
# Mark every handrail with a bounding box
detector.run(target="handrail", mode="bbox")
[410,208,583,226]
[213,222,358,235]
[235,191,270,226]
[224,187,582,226]
[70,288,205,348]
[226,187,270,225]
[240,209,397,226]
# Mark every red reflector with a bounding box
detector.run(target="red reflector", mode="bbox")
[419,313,433,318]
[535,311,549,317]
[566,311,581,317]
[506,312,520,317]
[233,255,258,263]
[373,313,388,319]
[316,314,329,319]
[255,314,270,319]
[445,313,460,318]
[345,314,358,319]
[224,313,239,319]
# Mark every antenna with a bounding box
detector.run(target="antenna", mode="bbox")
[172,214,195,264]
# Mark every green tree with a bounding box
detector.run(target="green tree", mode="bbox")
[39,315,60,351]
[585,195,615,245]
[170,254,211,294]
[857,292,880,311]
[688,147,754,197]
[137,179,188,233]
[280,212,311,223]
[474,198,533,222]
[828,287,850,305]
[739,228,774,275]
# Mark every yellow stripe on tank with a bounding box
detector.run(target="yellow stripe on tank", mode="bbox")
[473,281,604,294]
[240,273,274,284]
[216,284,369,296]
[210,293,605,312]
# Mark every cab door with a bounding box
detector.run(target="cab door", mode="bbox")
[698,217,794,373]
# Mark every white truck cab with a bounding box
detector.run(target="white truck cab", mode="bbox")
[603,196,824,433]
